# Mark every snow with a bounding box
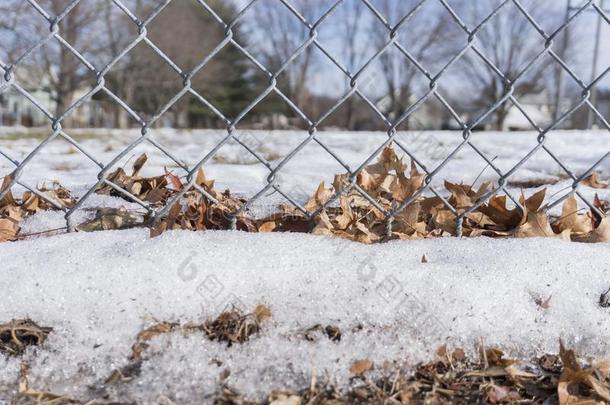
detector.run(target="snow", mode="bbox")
[1,128,610,401]
[1,229,610,402]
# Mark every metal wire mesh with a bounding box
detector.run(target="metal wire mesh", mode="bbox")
[0,0,609,236]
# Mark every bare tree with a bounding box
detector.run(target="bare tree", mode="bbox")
[451,0,569,130]
[250,0,327,113]
[1,1,111,122]
[116,0,252,127]
[371,0,455,129]
[0,1,27,43]
[339,1,368,130]
[0,1,31,65]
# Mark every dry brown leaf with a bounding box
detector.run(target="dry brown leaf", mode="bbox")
[445,181,473,210]
[432,209,457,236]
[20,182,75,212]
[144,187,167,204]
[354,220,381,244]
[0,178,76,243]
[334,198,355,230]
[593,194,609,219]
[365,147,404,184]
[164,167,184,191]
[558,341,610,405]
[258,221,277,233]
[20,192,39,212]
[254,304,272,323]
[478,195,522,229]
[311,210,334,236]
[521,188,547,213]
[393,203,422,236]
[196,167,216,192]
[97,157,172,206]
[583,173,610,189]
[3,205,22,222]
[513,212,560,239]
[130,322,179,361]
[576,218,610,243]
[269,393,302,405]
[0,175,16,208]
[486,384,522,404]
[204,306,265,346]
[467,214,498,232]
[392,161,424,201]
[350,359,373,375]
[593,360,610,379]
[256,211,310,233]
[556,194,594,235]
[0,218,18,242]
[332,173,350,194]
[132,153,148,177]
[357,168,378,193]
[304,182,332,212]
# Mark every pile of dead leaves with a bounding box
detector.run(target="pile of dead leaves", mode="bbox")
[96,153,174,207]
[0,176,74,242]
[89,153,266,235]
[148,168,255,237]
[2,147,609,245]
[0,319,52,356]
[203,304,272,346]
[93,148,609,245]
[305,146,610,244]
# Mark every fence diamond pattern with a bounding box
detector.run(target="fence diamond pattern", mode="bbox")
[0,0,609,236]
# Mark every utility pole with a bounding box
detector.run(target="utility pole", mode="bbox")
[557,0,609,129]
[554,0,572,124]
[587,0,605,129]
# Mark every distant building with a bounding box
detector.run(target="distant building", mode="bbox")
[375,92,448,130]
[0,84,114,128]
[503,93,554,131]
[0,87,54,127]
[438,91,558,132]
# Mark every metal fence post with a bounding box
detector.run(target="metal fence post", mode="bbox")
[587,0,606,129]
[554,0,572,124]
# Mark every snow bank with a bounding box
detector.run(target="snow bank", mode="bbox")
[1,230,609,401]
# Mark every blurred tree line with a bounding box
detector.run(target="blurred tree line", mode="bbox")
[0,0,605,131]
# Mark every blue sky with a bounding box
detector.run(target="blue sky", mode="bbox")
[230,0,609,95]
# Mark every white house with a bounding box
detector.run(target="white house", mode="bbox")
[0,87,54,127]
[503,93,554,131]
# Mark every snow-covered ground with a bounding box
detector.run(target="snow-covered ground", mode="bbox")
[1,230,610,402]
[0,128,610,402]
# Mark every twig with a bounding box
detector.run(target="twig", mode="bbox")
[471,155,498,189]
[16,227,67,240]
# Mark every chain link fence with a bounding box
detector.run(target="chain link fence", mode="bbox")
[0,0,609,236]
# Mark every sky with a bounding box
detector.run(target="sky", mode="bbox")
[230,0,609,95]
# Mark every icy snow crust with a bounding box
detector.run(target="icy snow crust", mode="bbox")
[1,230,609,402]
